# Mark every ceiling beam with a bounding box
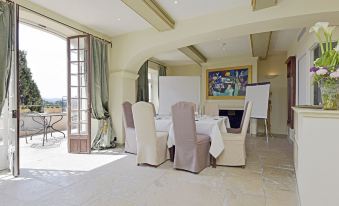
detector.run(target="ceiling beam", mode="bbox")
[121,0,175,31]
[251,0,277,11]
[250,32,272,60]
[178,46,207,65]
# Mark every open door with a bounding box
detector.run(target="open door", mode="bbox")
[67,35,92,154]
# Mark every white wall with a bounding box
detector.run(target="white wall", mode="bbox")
[258,54,288,135]
[168,56,259,134]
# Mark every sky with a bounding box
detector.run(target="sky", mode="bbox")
[19,23,67,100]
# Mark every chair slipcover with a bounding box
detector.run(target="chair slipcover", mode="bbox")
[217,101,253,166]
[149,102,156,117]
[122,101,137,154]
[226,101,249,134]
[132,102,168,166]
[171,102,210,173]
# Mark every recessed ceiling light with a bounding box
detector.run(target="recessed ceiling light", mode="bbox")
[117,18,121,21]
[174,0,179,4]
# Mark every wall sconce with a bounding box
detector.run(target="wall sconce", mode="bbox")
[265,74,280,79]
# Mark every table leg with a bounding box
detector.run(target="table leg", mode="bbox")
[210,155,216,168]
[49,115,65,138]
[169,146,175,162]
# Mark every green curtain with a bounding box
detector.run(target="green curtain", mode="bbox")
[0,2,14,116]
[159,65,167,76]
[90,36,116,149]
[137,61,149,102]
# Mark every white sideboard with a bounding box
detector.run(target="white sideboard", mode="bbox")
[293,107,339,206]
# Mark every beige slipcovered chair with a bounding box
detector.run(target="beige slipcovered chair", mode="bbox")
[132,102,168,166]
[122,101,137,154]
[226,101,249,134]
[171,102,210,173]
[216,101,253,167]
[148,102,156,117]
[204,103,219,116]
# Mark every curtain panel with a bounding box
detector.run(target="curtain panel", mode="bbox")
[0,2,14,116]
[159,65,167,76]
[137,61,149,102]
[90,36,116,149]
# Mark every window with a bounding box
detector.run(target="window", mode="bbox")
[313,42,337,105]
[148,68,159,113]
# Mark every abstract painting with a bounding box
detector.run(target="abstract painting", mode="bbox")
[206,65,252,99]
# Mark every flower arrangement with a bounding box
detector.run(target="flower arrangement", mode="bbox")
[309,22,339,109]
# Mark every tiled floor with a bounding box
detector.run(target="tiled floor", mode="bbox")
[0,134,299,206]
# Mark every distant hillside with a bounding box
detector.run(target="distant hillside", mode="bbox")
[43,98,63,103]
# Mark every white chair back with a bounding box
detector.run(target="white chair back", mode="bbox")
[132,102,157,149]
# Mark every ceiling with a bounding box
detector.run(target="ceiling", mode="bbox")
[28,0,250,37]
[269,28,300,55]
[157,0,249,21]
[195,35,252,60]
[152,50,194,66]
[153,28,301,66]
[28,0,151,36]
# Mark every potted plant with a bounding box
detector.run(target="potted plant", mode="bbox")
[309,22,339,110]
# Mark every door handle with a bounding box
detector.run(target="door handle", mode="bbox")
[12,110,17,118]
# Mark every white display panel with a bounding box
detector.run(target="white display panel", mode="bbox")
[245,83,270,119]
[159,76,200,115]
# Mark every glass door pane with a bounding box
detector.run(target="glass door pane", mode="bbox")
[67,35,91,154]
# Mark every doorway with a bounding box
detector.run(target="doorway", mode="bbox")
[17,6,92,174]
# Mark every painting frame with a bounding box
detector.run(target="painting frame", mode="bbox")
[206,65,252,100]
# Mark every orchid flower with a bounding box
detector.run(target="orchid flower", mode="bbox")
[324,26,336,35]
[323,26,336,50]
[309,24,322,33]
[315,22,329,30]
[310,22,328,54]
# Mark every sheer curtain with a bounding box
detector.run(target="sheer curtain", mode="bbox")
[159,65,167,77]
[137,61,149,102]
[0,1,15,116]
[90,36,116,149]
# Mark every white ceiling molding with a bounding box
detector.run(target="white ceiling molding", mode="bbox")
[178,46,207,65]
[251,0,277,11]
[20,8,80,38]
[121,0,175,32]
[250,31,272,60]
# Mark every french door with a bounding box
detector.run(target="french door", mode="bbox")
[67,35,92,154]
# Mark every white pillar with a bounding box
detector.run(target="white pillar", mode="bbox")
[109,71,138,144]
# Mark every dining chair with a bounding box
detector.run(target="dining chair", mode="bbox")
[226,101,249,134]
[188,102,197,113]
[148,102,156,117]
[132,101,168,166]
[171,102,210,173]
[122,101,137,154]
[204,103,219,116]
[216,101,253,167]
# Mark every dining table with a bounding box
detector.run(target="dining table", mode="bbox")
[155,115,230,159]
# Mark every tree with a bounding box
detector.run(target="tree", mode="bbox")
[19,50,42,112]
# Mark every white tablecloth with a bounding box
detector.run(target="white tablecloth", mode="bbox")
[155,116,230,158]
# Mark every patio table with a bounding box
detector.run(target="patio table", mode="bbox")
[21,112,66,146]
